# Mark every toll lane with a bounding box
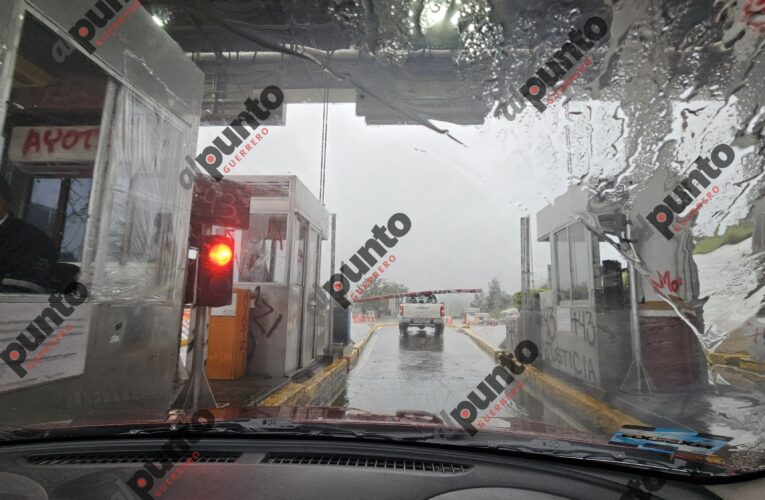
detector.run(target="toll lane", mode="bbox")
[336,325,526,427]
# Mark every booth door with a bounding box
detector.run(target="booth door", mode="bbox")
[300,227,320,367]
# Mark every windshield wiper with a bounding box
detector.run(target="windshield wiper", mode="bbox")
[465,440,718,477]
[119,418,437,443]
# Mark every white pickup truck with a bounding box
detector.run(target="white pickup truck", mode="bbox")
[399,294,445,335]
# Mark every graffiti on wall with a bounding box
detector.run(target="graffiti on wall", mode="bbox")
[647,270,683,294]
[251,286,283,339]
[247,286,284,364]
[542,306,599,386]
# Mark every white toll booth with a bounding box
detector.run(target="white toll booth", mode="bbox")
[229,176,331,378]
[534,188,632,391]
[533,184,708,395]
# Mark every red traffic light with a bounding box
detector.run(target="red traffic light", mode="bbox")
[197,235,235,307]
[208,242,233,267]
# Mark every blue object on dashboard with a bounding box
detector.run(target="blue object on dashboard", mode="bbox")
[609,425,732,456]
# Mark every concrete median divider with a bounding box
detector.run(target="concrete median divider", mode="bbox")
[458,326,504,360]
[258,322,395,407]
[458,326,645,433]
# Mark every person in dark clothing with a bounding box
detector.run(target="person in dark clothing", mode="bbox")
[0,177,57,293]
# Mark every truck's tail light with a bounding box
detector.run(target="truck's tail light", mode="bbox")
[399,304,404,316]
[440,305,445,317]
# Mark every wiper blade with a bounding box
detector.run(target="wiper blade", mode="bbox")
[120,418,437,443]
[489,443,677,470]
[0,428,51,443]
[230,418,438,442]
[465,439,715,476]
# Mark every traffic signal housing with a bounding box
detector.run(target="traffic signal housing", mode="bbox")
[197,235,235,307]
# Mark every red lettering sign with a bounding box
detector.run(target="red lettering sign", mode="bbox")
[11,126,100,162]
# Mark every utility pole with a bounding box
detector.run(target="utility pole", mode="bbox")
[519,216,531,349]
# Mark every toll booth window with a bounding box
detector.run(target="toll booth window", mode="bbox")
[0,15,108,294]
[291,220,307,285]
[239,214,288,283]
[24,177,92,262]
[554,229,572,303]
[570,224,589,301]
[554,223,591,304]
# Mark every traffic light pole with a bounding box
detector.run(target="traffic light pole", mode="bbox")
[175,228,218,410]
[188,305,217,409]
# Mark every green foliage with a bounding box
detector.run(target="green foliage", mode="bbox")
[512,291,522,309]
[693,220,753,255]
[512,288,549,309]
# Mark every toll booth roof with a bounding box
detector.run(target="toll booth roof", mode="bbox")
[536,186,622,242]
[232,175,330,239]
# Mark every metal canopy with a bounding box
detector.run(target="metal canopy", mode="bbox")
[139,1,757,127]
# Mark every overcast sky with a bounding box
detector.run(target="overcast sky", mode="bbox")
[197,100,574,295]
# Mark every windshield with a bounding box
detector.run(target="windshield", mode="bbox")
[0,0,764,482]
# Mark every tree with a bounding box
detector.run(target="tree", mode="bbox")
[485,278,513,317]
[512,287,550,310]
[472,278,513,317]
[357,279,408,316]
[470,291,487,310]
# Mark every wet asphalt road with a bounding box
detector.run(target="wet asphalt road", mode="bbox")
[338,324,765,454]
[336,324,526,426]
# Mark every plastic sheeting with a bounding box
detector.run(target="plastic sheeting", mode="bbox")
[90,87,194,303]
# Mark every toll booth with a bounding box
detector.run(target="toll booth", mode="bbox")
[0,1,202,424]
[535,188,632,392]
[464,307,480,326]
[228,176,331,378]
[533,185,707,395]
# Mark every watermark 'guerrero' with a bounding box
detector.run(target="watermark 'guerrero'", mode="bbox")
[0,282,88,379]
[643,143,734,240]
[179,86,284,190]
[123,409,215,500]
[52,0,143,62]
[496,16,608,120]
[440,340,539,436]
[323,213,411,309]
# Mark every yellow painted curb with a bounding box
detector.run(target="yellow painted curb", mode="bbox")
[458,327,645,433]
[261,358,349,406]
[345,322,397,369]
[459,326,503,359]
[345,347,360,367]
[738,359,765,374]
[709,351,747,365]
[299,358,349,404]
[520,365,647,432]
[260,382,305,406]
[708,351,765,373]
